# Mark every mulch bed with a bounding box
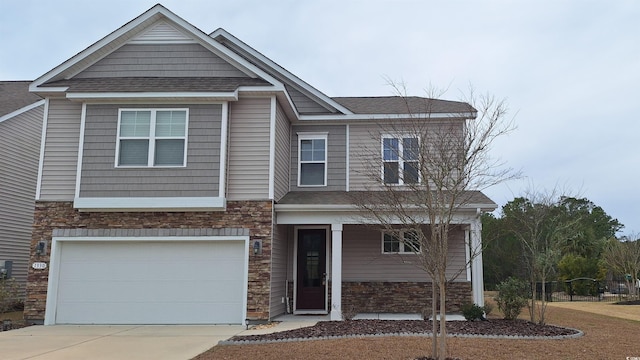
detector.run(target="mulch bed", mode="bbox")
[227,319,579,343]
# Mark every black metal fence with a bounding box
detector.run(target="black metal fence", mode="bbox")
[534,278,637,302]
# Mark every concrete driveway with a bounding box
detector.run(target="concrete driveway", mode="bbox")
[0,324,245,360]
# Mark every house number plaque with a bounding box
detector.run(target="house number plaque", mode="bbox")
[32,262,47,270]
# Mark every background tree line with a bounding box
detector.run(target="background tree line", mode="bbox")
[482,193,640,323]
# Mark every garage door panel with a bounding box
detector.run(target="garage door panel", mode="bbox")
[56,301,241,325]
[59,260,245,282]
[54,240,246,324]
[57,279,243,303]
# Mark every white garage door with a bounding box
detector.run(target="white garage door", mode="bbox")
[53,240,246,324]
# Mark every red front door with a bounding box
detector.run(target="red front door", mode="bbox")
[296,229,326,311]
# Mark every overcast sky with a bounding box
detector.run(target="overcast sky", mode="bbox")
[1,0,639,235]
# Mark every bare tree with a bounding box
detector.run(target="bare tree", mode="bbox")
[349,83,517,359]
[602,234,640,300]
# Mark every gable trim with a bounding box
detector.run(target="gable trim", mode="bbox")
[0,99,45,123]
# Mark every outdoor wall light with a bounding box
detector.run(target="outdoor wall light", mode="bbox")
[36,240,47,256]
[253,239,262,255]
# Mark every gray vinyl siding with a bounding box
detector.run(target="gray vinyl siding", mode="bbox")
[290,125,346,191]
[0,105,43,295]
[273,102,290,201]
[286,85,333,115]
[226,97,271,200]
[79,104,221,197]
[74,43,247,78]
[348,121,465,190]
[39,99,82,200]
[270,224,288,318]
[342,225,467,282]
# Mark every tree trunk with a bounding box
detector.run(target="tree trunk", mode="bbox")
[529,277,536,324]
[438,278,447,359]
[431,280,438,359]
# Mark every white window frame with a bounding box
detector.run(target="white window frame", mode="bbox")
[381,230,421,254]
[381,134,420,185]
[297,132,328,187]
[115,108,189,168]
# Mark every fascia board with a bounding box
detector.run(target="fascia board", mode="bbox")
[30,5,285,94]
[275,204,357,212]
[66,91,240,101]
[210,28,353,115]
[74,196,226,212]
[274,202,496,212]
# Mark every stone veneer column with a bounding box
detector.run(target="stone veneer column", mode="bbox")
[330,223,343,320]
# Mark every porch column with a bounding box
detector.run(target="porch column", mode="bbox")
[330,223,343,320]
[470,218,485,306]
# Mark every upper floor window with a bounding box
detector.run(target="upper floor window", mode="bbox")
[382,135,419,184]
[382,230,421,254]
[298,133,327,186]
[117,109,188,167]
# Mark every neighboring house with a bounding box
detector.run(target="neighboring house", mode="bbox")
[24,4,495,325]
[0,81,44,295]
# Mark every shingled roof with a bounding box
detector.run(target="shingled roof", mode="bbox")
[0,81,42,117]
[332,96,474,115]
[41,77,271,93]
[277,190,496,208]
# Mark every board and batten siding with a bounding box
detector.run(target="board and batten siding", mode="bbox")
[79,104,221,198]
[341,225,468,282]
[226,97,271,200]
[290,124,346,191]
[74,43,248,78]
[0,105,44,294]
[39,99,82,201]
[273,102,290,201]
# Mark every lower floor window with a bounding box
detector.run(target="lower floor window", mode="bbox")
[382,230,421,254]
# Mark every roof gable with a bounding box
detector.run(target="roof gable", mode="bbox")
[30,4,283,94]
[210,28,353,116]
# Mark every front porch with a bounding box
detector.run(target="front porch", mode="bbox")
[271,220,485,321]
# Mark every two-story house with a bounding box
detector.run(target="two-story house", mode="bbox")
[25,4,495,325]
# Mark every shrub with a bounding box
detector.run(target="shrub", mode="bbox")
[461,303,486,321]
[495,277,529,320]
[0,279,20,314]
[341,305,358,321]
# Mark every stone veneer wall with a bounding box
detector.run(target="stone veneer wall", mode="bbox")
[25,200,273,323]
[342,281,472,315]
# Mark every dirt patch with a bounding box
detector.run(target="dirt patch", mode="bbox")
[194,305,640,360]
